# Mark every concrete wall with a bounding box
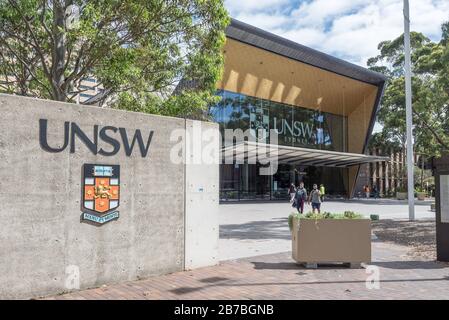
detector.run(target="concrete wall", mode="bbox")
[0,94,219,299]
[184,120,219,269]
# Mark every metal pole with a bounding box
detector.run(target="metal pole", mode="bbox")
[403,0,415,220]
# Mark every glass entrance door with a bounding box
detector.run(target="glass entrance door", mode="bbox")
[256,163,271,199]
[272,164,291,200]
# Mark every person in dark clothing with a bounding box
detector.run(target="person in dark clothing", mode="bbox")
[373,185,379,199]
[288,183,296,203]
[295,182,307,214]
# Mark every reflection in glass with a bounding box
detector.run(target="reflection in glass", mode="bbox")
[212,90,347,152]
[211,90,349,201]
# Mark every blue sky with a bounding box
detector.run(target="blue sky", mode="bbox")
[225,0,449,66]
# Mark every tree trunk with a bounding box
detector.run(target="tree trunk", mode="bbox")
[413,110,449,151]
[51,0,67,101]
[420,155,424,190]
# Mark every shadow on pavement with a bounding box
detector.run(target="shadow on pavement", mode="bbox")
[371,260,449,270]
[250,260,448,271]
[169,275,449,296]
[199,277,230,283]
[251,261,299,270]
[220,218,290,240]
[334,199,434,206]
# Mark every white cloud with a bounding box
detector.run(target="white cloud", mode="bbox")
[225,0,290,13]
[233,12,291,30]
[291,0,371,28]
[225,0,449,66]
[410,0,449,36]
[278,27,327,47]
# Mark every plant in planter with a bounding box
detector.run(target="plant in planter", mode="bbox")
[415,187,427,200]
[289,211,371,268]
[225,191,238,199]
[288,211,364,231]
[396,186,408,200]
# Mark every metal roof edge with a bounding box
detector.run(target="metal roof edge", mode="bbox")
[226,18,388,86]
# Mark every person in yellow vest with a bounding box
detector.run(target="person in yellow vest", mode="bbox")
[319,184,325,202]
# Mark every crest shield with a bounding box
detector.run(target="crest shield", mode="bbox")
[81,164,120,224]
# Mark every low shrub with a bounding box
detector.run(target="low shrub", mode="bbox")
[288,211,365,231]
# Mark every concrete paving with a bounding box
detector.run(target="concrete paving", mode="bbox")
[46,199,445,300]
[48,241,449,300]
[219,199,435,261]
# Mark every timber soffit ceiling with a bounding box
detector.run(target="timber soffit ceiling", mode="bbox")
[225,18,387,87]
[222,142,390,168]
[224,18,388,158]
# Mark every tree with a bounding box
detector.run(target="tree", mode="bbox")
[0,0,229,118]
[367,26,449,159]
[367,23,449,191]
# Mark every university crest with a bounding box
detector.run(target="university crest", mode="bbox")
[81,164,120,225]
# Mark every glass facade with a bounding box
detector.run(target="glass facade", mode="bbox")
[210,90,347,151]
[210,90,349,201]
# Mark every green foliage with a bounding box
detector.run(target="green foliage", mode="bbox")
[288,213,298,231]
[288,211,365,231]
[0,0,229,119]
[113,89,221,119]
[368,21,449,158]
[342,211,361,219]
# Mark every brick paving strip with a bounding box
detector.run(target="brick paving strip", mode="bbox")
[44,240,449,300]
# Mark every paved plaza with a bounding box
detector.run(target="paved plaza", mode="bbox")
[42,199,449,300]
[46,242,449,300]
[219,199,435,260]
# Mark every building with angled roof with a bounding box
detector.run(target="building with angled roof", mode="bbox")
[212,19,388,201]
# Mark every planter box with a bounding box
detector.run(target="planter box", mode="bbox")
[396,192,408,200]
[291,218,371,267]
[417,192,426,201]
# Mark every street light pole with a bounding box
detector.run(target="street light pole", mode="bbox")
[403,0,415,220]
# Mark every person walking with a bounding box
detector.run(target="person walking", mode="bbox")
[373,185,379,199]
[319,184,325,202]
[364,185,370,198]
[294,182,307,214]
[288,183,296,203]
[308,184,322,213]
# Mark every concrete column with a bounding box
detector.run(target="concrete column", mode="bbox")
[394,151,399,190]
[384,152,389,194]
[373,148,379,187]
[184,120,220,270]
